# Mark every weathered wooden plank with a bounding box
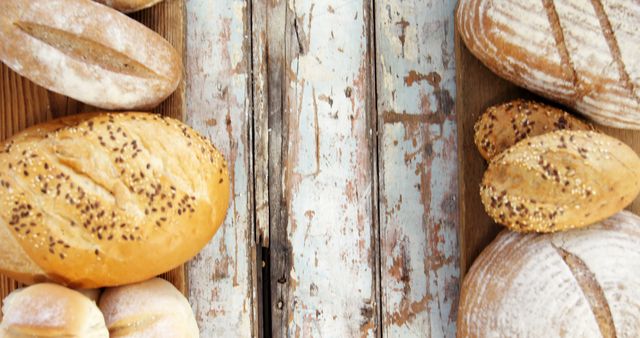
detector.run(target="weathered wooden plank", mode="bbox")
[376,1,460,337]
[250,1,269,336]
[184,0,256,336]
[252,0,270,247]
[269,0,379,336]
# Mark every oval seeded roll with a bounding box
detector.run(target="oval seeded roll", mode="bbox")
[474,99,594,161]
[0,283,108,337]
[0,112,229,288]
[94,0,165,13]
[99,278,199,337]
[481,130,640,232]
[458,211,640,337]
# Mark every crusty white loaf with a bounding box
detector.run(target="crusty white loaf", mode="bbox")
[0,283,109,338]
[0,0,181,110]
[457,0,640,129]
[100,278,199,337]
[94,0,165,13]
[458,211,640,337]
[0,112,229,288]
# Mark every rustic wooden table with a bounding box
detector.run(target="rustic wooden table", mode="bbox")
[185,0,458,336]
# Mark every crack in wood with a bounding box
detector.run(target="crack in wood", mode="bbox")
[553,244,616,338]
[264,1,293,337]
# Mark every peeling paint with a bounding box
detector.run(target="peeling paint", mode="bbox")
[376,0,459,337]
[284,0,377,337]
[185,0,254,336]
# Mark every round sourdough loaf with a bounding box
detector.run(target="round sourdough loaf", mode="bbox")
[0,0,181,110]
[458,211,640,337]
[456,0,640,129]
[0,283,108,338]
[99,278,199,337]
[474,99,593,161]
[0,112,229,288]
[94,0,165,13]
[481,130,640,232]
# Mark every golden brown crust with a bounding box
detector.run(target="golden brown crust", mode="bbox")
[474,99,594,160]
[0,0,181,110]
[0,112,229,288]
[481,130,640,232]
[456,0,640,129]
[94,0,165,13]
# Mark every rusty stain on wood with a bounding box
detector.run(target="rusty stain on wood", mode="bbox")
[185,0,256,336]
[278,0,379,336]
[376,1,460,337]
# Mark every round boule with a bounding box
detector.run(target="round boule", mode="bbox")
[480,130,640,232]
[458,211,640,337]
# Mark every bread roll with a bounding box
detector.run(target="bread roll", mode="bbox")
[94,0,164,13]
[0,0,181,110]
[0,112,229,288]
[99,278,198,337]
[457,0,640,129]
[0,283,109,337]
[481,130,640,232]
[475,99,593,160]
[458,211,640,337]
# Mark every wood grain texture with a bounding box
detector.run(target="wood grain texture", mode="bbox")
[184,0,256,336]
[252,0,270,247]
[265,0,380,336]
[0,0,186,314]
[376,0,459,336]
[456,25,640,278]
[263,1,290,337]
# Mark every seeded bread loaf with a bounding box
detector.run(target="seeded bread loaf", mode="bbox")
[0,112,229,288]
[0,283,109,337]
[0,0,181,110]
[99,278,199,337]
[475,99,593,161]
[94,0,164,13]
[458,211,640,337]
[456,0,640,129]
[481,130,640,232]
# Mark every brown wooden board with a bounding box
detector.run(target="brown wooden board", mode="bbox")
[455,29,640,279]
[0,0,186,310]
